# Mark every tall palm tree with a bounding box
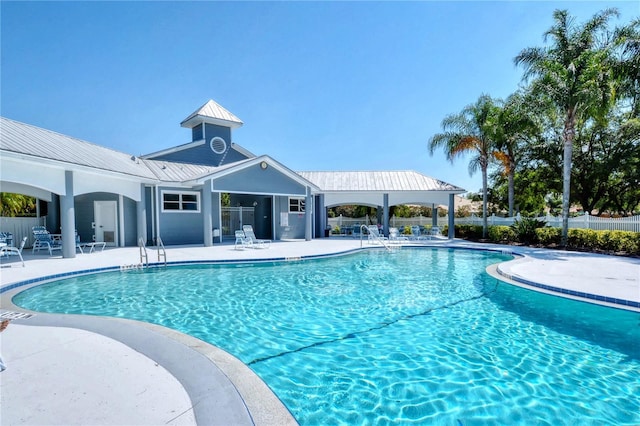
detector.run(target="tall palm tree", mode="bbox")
[428,94,498,238]
[491,92,539,217]
[514,8,620,246]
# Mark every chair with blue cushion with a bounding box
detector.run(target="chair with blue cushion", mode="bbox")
[32,227,62,255]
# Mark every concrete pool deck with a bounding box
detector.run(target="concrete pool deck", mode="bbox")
[1,238,639,425]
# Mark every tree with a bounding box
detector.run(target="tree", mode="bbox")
[0,193,37,217]
[428,94,498,238]
[491,91,539,216]
[515,8,622,246]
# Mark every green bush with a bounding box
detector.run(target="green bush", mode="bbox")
[488,226,515,243]
[567,229,599,250]
[451,224,484,239]
[597,230,639,254]
[510,217,547,245]
[535,227,561,246]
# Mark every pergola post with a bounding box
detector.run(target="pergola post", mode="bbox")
[383,194,389,237]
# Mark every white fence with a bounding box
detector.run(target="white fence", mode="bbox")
[0,216,46,248]
[455,213,640,233]
[329,213,640,233]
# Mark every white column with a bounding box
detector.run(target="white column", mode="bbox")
[137,184,147,245]
[60,171,76,258]
[203,179,213,247]
[305,187,312,241]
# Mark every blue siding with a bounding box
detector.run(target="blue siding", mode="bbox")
[275,196,306,239]
[154,124,232,166]
[221,148,250,164]
[145,186,154,245]
[213,164,306,195]
[192,123,203,141]
[158,186,204,245]
[74,193,138,246]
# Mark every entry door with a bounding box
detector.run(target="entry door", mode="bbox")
[94,201,118,246]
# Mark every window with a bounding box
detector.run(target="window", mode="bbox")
[162,191,200,213]
[289,197,305,213]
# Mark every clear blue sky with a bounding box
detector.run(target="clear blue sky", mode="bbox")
[2,1,638,194]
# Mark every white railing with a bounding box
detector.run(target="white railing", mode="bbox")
[329,213,640,233]
[0,216,47,248]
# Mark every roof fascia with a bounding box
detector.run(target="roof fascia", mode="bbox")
[189,155,320,192]
[180,115,243,129]
[1,150,158,184]
[140,139,206,160]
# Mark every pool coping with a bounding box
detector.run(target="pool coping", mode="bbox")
[2,240,639,425]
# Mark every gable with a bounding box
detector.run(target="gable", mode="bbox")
[211,162,307,196]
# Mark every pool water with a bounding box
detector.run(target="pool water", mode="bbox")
[13,248,640,425]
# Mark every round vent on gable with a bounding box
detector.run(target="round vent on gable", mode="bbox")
[210,137,227,154]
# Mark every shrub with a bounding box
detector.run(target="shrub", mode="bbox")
[597,230,639,254]
[510,217,547,245]
[567,229,599,250]
[488,226,515,243]
[535,227,561,246]
[451,224,483,240]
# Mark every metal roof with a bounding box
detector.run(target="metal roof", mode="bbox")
[142,159,218,182]
[180,99,243,129]
[296,171,465,192]
[0,117,157,180]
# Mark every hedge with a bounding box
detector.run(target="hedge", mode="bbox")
[446,224,639,256]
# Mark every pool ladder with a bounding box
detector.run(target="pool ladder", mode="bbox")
[359,225,393,252]
[138,238,148,268]
[137,237,167,267]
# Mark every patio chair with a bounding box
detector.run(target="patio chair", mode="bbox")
[242,225,271,248]
[389,227,409,244]
[32,227,62,255]
[0,236,26,267]
[234,230,253,250]
[366,225,388,244]
[410,226,429,241]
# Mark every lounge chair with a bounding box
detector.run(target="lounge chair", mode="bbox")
[234,230,253,250]
[410,226,428,241]
[389,227,409,244]
[32,227,62,255]
[366,225,388,244]
[429,226,443,236]
[242,225,271,248]
[0,236,26,267]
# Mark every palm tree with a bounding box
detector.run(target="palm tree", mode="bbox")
[428,94,498,238]
[491,92,538,217]
[514,8,621,246]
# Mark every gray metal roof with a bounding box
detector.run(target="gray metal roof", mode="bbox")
[297,171,465,192]
[142,159,218,182]
[180,99,243,129]
[0,117,157,180]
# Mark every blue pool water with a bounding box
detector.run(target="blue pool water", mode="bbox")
[13,248,640,425]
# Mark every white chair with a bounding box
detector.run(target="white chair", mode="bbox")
[234,230,253,250]
[242,225,271,248]
[32,227,62,255]
[389,227,409,244]
[0,236,27,267]
[366,225,388,244]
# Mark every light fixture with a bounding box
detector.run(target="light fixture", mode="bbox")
[260,161,268,170]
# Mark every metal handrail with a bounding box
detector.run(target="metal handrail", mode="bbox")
[156,237,167,266]
[360,225,392,252]
[138,237,148,267]
[157,237,167,266]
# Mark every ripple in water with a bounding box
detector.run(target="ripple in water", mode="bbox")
[14,249,640,425]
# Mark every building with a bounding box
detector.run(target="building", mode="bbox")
[0,99,465,258]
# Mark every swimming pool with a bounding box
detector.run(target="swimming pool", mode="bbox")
[13,248,640,424]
